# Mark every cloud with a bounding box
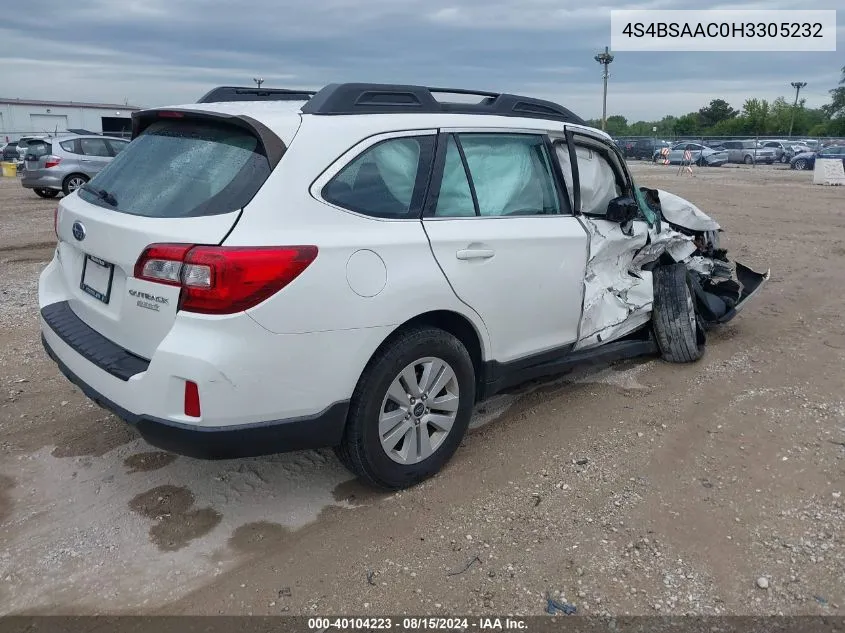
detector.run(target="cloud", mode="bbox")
[0,1,841,120]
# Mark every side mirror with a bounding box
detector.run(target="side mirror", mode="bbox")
[605,196,639,224]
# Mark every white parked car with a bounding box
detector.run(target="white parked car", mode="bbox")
[39,84,769,489]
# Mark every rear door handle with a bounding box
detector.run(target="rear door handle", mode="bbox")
[456,249,495,260]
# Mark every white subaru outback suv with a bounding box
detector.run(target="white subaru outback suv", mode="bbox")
[39,83,768,489]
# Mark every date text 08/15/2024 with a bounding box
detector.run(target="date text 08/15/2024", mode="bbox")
[307,617,528,630]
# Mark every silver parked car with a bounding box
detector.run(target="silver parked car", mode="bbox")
[719,140,777,165]
[20,135,130,198]
[652,142,729,166]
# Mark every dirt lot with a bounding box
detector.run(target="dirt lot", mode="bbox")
[0,164,843,617]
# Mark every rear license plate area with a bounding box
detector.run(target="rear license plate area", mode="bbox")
[80,254,114,304]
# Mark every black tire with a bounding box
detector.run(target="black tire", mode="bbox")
[34,188,58,199]
[335,327,476,490]
[62,174,88,196]
[652,263,705,364]
[744,155,753,165]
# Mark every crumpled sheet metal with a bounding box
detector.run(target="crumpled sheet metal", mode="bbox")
[577,217,654,349]
[576,210,715,349]
[656,189,721,232]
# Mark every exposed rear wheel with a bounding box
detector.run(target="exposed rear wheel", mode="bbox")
[62,174,88,196]
[34,188,58,199]
[335,327,475,489]
[652,263,706,364]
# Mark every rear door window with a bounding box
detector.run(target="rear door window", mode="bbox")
[454,133,561,217]
[78,120,272,217]
[60,140,79,153]
[80,138,111,157]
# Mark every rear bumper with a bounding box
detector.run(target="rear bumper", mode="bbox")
[41,332,349,459]
[21,172,62,189]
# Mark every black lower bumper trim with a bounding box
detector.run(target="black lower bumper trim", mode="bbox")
[41,301,149,381]
[42,334,349,459]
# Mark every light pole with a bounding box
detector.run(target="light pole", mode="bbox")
[253,77,265,89]
[594,46,614,132]
[788,81,806,138]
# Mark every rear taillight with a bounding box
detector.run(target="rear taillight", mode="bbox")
[45,157,61,168]
[134,244,318,315]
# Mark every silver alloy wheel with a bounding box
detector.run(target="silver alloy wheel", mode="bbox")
[67,176,86,192]
[379,356,460,465]
[795,158,807,170]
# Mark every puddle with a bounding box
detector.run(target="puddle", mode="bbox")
[129,485,222,552]
[0,441,353,614]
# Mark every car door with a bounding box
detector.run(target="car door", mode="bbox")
[78,137,113,176]
[723,141,740,163]
[553,130,657,349]
[422,131,589,366]
[667,143,685,163]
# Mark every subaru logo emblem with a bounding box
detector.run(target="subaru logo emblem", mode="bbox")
[72,221,86,241]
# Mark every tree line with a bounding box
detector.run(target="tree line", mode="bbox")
[588,66,845,138]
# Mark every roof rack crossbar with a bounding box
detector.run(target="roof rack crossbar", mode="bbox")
[198,86,318,104]
[300,83,585,125]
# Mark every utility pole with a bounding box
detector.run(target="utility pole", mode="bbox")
[788,81,806,138]
[253,77,265,89]
[594,47,615,132]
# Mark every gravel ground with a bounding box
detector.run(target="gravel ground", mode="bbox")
[0,164,842,616]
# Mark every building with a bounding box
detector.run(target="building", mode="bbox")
[0,98,142,142]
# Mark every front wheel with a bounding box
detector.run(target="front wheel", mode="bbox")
[744,155,754,165]
[780,154,789,164]
[652,263,706,364]
[794,158,808,170]
[335,327,476,489]
[34,188,58,199]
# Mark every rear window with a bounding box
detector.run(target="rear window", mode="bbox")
[78,120,271,217]
[26,141,52,159]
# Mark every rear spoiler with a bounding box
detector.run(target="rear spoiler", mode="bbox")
[130,108,287,169]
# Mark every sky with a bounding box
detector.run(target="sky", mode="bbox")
[0,0,842,121]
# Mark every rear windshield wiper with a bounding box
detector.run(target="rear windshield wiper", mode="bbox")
[80,183,118,207]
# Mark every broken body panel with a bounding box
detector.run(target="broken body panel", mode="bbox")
[575,186,769,350]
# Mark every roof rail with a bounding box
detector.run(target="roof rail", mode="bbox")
[300,83,585,125]
[197,86,317,104]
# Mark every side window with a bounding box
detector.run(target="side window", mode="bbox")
[555,142,622,217]
[454,133,561,217]
[80,138,111,157]
[434,136,475,217]
[60,140,78,153]
[107,139,129,155]
[322,135,434,219]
